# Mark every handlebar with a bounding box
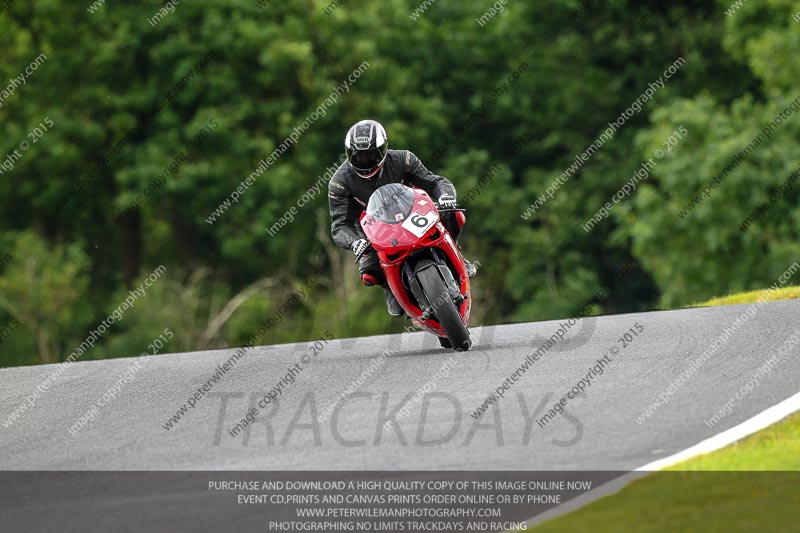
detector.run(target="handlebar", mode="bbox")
[355,204,464,262]
[434,201,466,213]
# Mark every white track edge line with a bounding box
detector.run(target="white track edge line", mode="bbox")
[526,389,800,528]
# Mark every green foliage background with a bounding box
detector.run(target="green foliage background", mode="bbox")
[0,0,798,366]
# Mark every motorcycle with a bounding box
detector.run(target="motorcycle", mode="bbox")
[356,183,472,351]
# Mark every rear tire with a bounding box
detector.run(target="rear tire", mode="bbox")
[416,262,471,351]
[438,337,452,349]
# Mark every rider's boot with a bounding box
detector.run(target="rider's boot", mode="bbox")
[463,257,478,278]
[382,285,404,317]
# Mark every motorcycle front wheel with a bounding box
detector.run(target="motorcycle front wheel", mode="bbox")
[415,260,471,351]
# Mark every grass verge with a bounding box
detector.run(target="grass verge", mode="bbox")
[694,285,800,307]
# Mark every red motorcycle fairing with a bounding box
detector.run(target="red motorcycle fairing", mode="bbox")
[360,186,470,339]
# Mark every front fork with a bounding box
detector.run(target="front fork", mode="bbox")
[406,253,466,320]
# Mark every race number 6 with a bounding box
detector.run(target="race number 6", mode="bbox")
[410,213,429,227]
[402,209,437,237]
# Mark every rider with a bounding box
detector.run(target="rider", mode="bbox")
[328,119,476,317]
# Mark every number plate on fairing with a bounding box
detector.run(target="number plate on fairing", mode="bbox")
[401,209,438,237]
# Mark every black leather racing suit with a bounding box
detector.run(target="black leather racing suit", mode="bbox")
[328,149,459,280]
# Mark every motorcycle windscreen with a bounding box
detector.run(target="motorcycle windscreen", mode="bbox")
[365,183,414,224]
[362,184,440,248]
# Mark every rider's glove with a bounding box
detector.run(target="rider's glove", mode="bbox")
[437,194,457,210]
[351,238,370,258]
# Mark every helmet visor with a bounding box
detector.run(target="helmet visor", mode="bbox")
[348,146,387,174]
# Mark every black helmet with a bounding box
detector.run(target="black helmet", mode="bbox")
[344,119,388,178]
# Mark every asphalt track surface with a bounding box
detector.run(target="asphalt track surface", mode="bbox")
[2,300,800,470]
[1,301,799,531]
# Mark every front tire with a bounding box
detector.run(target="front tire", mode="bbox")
[416,262,471,351]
